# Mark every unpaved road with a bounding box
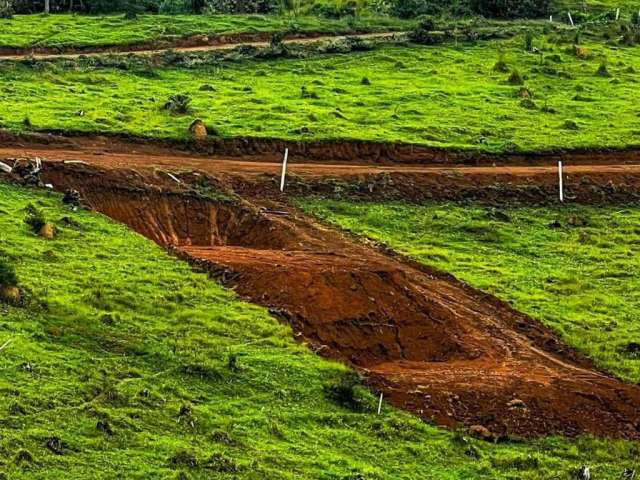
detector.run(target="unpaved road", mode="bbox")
[2,145,640,176]
[0,31,404,61]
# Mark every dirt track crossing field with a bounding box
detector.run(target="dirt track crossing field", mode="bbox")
[3,145,636,440]
[0,31,404,60]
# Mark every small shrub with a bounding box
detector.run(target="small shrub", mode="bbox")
[324,371,365,411]
[361,77,371,85]
[520,98,537,109]
[204,452,240,473]
[524,32,534,51]
[507,70,523,85]
[163,94,192,114]
[562,119,579,130]
[0,258,17,287]
[408,17,445,45]
[493,54,509,73]
[596,62,611,77]
[24,204,46,233]
[169,450,198,469]
[0,0,13,18]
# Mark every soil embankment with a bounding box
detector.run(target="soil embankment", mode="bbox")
[27,160,640,440]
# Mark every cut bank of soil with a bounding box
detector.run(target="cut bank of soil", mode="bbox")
[32,161,640,440]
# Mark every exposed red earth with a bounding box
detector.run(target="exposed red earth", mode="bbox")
[4,139,640,440]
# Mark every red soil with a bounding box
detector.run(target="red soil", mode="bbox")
[28,160,640,440]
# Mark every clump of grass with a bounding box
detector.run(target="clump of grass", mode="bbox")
[562,119,579,130]
[596,61,611,77]
[163,94,192,114]
[361,76,371,85]
[323,371,366,411]
[519,98,536,109]
[493,53,509,73]
[24,203,46,233]
[507,70,523,85]
[0,258,17,287]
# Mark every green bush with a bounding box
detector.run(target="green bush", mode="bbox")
[163,94,192,114]
[24,204,46,234]
[470,0,551,18]
[0,258,18,287]
[0,0,13,18]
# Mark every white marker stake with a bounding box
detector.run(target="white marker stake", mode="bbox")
[616,8,620,20]
[280,148,289,192]
[550,15,553,22]
[558,161,564,203]
[377,393,383,415]
[568,11,574,26]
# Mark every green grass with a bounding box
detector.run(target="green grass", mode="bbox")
[299,199,640,384]
[2,33,640,152]
[1,184,640,478]
[0,13,411,49]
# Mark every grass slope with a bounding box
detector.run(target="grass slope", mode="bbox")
[0,14,411,49]
[300,200,640,383]
[1,34,639,152]
[0,183,639,478]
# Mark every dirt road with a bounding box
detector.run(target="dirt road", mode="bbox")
[0,31,404,61]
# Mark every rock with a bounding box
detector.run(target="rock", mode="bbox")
[468,424,493,441]
[507,398,526,408]
[62,189,82,207]
[0,285,20,305]
[38,223,55,239]
[189,119,208,140]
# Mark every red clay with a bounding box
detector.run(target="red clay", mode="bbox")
[26,160,640,440]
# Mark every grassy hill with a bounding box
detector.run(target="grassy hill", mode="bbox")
[2,30,640,153]
[0,182,638,478]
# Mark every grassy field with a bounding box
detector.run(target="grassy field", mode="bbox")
[1,32,639,152]
[2,183,640,478]
[300,200,640,383]
[0,13,411,49]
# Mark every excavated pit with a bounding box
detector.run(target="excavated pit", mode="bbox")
[41,164,640,440]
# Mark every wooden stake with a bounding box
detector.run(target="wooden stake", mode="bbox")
[568,11,574,25]
[377,393,383,414]
[558,161,564,202]
[280,148,289,192]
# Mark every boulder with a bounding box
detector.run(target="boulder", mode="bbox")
[38,223,55,239]
[189,119,208,140]
[0,285,20,305]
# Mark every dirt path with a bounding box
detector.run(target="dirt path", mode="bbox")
[3,141,640,203]
[5,159,633,440]
[0,31,404,60]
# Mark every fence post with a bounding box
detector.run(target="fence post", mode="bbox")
[280,148,289,192]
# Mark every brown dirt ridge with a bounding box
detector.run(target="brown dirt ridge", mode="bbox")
[22,159,640,441]
[0,31,404,61]
[2,131,640,167]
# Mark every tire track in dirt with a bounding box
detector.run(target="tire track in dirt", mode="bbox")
[22,159,640,440]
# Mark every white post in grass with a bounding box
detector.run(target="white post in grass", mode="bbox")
[377,393,383,415]
[568,11,574,26]
[558,161,564,203]
[550,15,553,22]
[280,148,289,192]
[616,8,620,20]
